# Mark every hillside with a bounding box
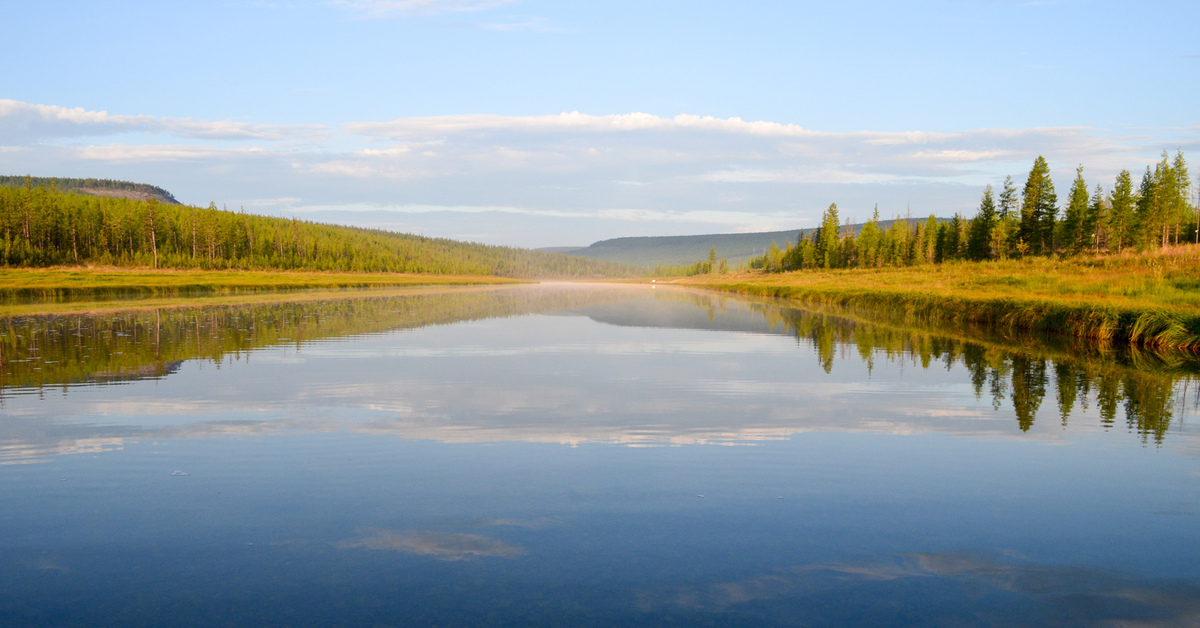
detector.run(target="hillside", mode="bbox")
[0,184,636,278]
[553,220,910,267]
[0,176,181,204]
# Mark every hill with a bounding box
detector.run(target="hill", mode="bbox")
[552,220,910,267]
[0,176,181,204]
[0,184,636,278]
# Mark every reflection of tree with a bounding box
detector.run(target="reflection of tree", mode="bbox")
[1011,356,1048,432]
[0,286,632,398]
[1121,375,1174,445]
[726,293,1198,445]
[1054,362,1077,427]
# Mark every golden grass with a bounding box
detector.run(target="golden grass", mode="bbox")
[674,244,1200,351]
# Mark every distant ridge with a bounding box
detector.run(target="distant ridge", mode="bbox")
[0,176,181,205]
[549,220,910,267]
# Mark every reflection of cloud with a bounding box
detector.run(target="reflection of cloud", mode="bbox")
[639,552,1200,625]
[339,529,525,560]
[0,437,125,462]
[457,518,561,530]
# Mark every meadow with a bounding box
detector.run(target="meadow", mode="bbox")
[678,244,1200,350]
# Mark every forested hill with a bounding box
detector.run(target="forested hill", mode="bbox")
[0,176,180,205]
[0,185,636,278]
[554,220,908,267]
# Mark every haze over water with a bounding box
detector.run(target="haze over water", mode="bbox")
[2,284,1199,626]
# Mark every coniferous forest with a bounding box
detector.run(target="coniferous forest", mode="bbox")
[0,180,634,278]
[751,150,1197,272]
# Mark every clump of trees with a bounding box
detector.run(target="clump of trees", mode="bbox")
[653,246,731,277]
[752,150,1196,271]
[0,176,180,204]
[0,181,634,278]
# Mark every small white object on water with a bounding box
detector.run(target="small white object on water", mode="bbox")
[696,494,705,498]
[170,470,190,476]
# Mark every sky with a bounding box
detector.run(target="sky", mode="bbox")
[2,0,1198,248]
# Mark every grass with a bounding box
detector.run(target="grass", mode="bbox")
[0,266,525,316]
[674,244,1200,351]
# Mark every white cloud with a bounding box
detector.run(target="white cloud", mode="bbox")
[3,98,1194,247]
[72,144,272,163]
[0,99,323,143]
[331,0,514,18]
[346,111,817,138]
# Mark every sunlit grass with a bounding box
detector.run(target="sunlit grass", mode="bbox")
[678,244,1200,350]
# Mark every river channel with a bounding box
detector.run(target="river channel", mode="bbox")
[1,283,1198,626]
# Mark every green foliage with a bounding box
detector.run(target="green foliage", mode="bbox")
[746,150,1193,275]
[0,185,634,278]
[1060,165,1090,253]
[1108,170,1136,252]
[967,185,997,261]
[0,175,180,204]
[814,203,841,269]
[1020,156,1058,255]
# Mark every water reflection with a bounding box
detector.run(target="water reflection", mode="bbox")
[1,284,1197,464]
[639,551,1200,626]
[0,284,629,394]
[339,529,527,561]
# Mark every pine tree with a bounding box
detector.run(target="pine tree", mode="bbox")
[1060,165,1089,254]
[1020,156,1058,254]
[1135,166,1158,248]
[1084,184,1105,253]
[814,203,840,269]
[1108,170,1135,252]
[856,205,881,268]
[967,185,997,260]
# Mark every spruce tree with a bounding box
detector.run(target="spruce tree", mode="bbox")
[1135,166,1157,248]
[1084,184,1105,253]
[1060,165,1089,254]
[1109,170,1135,252]
[967,185,997,260]
[1019,157,1057,254]
[814,203,840,269]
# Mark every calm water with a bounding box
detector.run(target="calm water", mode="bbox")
[2,284,1199,627]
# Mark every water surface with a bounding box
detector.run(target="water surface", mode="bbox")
[2,284,1198,626]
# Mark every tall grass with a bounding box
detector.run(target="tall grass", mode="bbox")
[681,244,1200,351]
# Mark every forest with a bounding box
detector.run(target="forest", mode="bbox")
[0,181,633,278]
[749,150,1197,272]
[0,176,180,204]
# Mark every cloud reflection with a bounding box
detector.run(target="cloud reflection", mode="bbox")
[639,551,1200,626]
[339,529,525,561]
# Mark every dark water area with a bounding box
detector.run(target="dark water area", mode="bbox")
[1,283,1198,626]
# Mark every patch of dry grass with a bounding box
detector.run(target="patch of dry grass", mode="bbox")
[676,245,1200,350]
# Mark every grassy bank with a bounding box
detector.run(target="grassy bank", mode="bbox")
[676,244,1200,351]
[0,267,523,313]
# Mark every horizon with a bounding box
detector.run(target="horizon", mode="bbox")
[3,0,1197,248]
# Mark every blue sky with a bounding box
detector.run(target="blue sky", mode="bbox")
[2,0,1197,247]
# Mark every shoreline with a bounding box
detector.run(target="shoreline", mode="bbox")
[674,246,1200,351]
[0,267,527,317]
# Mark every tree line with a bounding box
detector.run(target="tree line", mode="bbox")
[751,150,1196,271]
[0,176,180,204]
[0,181,634,278]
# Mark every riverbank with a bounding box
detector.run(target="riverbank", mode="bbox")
[0,267,524,316]
[675,245,1200,351]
